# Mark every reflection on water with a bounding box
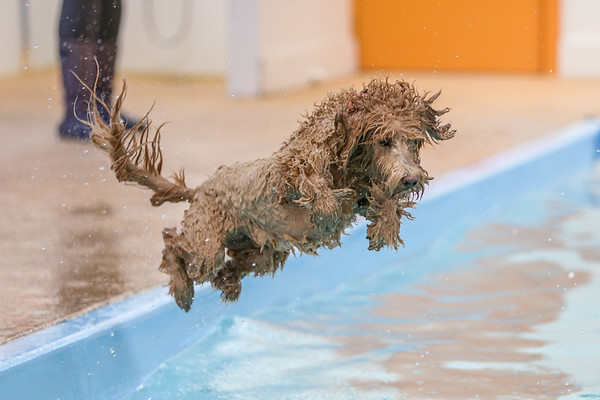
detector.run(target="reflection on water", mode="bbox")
[342,207,599,399]
[353,256,588,398]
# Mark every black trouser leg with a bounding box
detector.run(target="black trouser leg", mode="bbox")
[58,0,126,139]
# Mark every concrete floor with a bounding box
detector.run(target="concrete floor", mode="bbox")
[1,70,599,344]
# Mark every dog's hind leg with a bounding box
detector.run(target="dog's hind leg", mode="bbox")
[160,222,231,311]
[160,228,195,311]
[162,193,234,308]
[214,245,290,302]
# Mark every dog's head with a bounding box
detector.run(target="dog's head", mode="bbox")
[336,79,455,206]
[275,78,454,249]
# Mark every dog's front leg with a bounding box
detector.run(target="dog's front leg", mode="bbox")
[295,173,354,219]
[365,189,414,251]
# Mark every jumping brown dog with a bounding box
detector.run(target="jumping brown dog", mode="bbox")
[90,78,455,311]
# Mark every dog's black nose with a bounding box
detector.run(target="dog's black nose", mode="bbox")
[401,175,418,189]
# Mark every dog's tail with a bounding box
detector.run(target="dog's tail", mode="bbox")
[89,79,195,206]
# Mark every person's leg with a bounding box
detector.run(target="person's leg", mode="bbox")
[94,0,120,111]
[58,0,102,140]
[94,0,140,128]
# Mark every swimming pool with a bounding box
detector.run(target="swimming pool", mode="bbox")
[1,119,600,399]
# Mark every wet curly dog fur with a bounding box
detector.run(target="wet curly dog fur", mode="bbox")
[89,78,455,311]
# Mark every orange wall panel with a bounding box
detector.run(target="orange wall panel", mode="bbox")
[355,0,557,72]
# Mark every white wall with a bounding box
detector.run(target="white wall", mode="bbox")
[0,0,225,78]
[3,1,598,81]
[29,1,62,70]
[0,1,21,76]
[228,0,357,96]
[559,0,600,77]
[0,0,62,76]
[119,1,227,76]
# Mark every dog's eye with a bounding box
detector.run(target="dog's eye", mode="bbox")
[379,139,392,147]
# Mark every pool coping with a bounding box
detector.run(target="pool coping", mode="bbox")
[1,118,599,400]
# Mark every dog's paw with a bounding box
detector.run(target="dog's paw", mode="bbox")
[365,212,404,251]
[310,191,341,216]
[366,222,387,251]
[170,266,195,312]
[212,267,242,302]
[307,188,354,217]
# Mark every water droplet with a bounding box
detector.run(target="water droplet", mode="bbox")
[33,44,39,49]
[568,272,575,279]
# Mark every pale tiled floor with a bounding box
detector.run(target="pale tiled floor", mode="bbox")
[1,69,599,343]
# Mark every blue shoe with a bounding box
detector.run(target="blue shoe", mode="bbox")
[58,117,91,141]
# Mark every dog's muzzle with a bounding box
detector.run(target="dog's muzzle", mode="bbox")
[390,173,425,199]
[401,174,418,189]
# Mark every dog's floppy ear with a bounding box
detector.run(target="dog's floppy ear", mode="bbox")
[334,111,362,171]
[334,112,349,138]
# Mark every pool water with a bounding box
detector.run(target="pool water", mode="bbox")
[124,128,600,400]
